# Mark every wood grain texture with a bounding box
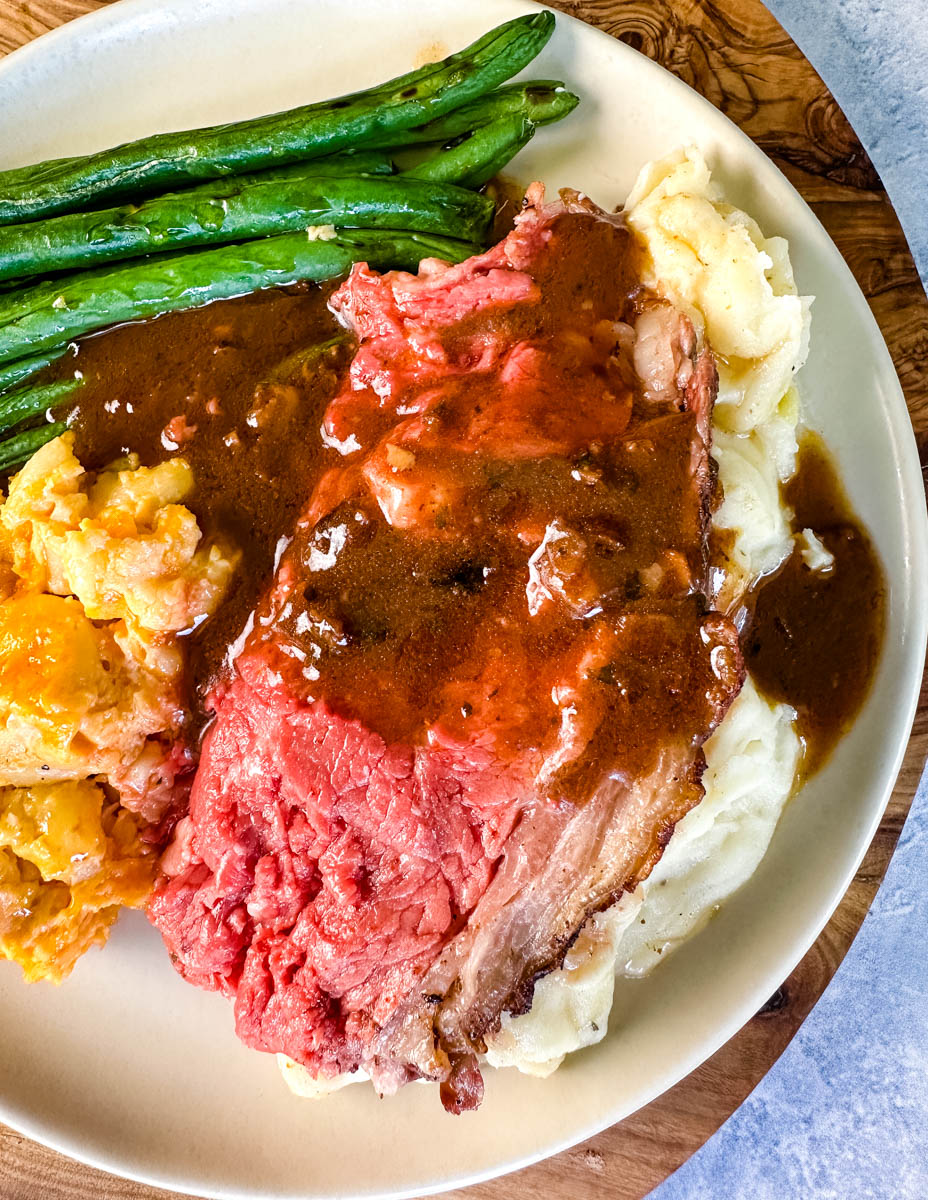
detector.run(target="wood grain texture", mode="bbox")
[0,1,926,1198]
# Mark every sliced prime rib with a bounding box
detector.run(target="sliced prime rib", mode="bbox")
[149,185,744,1111]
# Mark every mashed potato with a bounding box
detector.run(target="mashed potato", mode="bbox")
[624,146,811,437]
[617,678,801,976]
[626,146,813,607]
[482,894,642,1077]
[277,149,813,1095]
[0,433,237,981]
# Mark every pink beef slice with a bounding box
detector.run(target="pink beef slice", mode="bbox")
[149,186,744,1112]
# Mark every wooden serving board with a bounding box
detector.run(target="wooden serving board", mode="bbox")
[0,2,926,1198]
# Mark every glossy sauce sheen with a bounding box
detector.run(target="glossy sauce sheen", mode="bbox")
[59,285,349,724]
[243,207,741,805]
[744,433,885,773]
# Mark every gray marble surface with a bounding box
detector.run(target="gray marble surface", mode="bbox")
[652,2,928,1195]
[771,0,928,290]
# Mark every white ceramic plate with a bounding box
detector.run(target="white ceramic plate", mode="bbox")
[0,2,924,1197]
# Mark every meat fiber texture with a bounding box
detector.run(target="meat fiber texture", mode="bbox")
[150,185,744,1112]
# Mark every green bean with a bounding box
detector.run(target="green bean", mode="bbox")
[0,228,477,364]
[262,334,351,386]
[406,114,535,187]
[210,150,395,179]
[0,14,555,225]
[279,150,394,175]
[361,81,579,147]
[0,421,68,473]
[0,379,81,436]
[0,174,493,282]
[0,347,69,393]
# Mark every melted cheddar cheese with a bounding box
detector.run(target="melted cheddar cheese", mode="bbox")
[0,433,237,981]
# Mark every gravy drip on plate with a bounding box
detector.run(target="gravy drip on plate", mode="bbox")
[744,432,885,775]
[59,284,350,728]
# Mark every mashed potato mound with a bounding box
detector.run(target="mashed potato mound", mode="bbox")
[617,678,801,975]
[482,894,642,1077]
[625,146,813,605]
[624,146,811,437]
[0,433,237,981]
